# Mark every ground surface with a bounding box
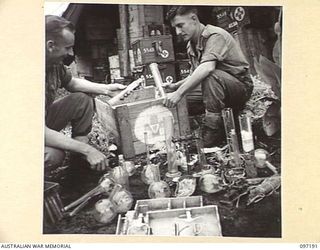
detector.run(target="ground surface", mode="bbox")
[44,122,281,237]
[44,78,281,237]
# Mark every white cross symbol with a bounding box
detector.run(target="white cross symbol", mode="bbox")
[166,76,173,83]
[234,7,245,22]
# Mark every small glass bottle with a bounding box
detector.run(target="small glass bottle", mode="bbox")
[239,113,254,153]
[239,113,257,178]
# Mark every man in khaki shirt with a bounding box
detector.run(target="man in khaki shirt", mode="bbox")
[164,6,253,147]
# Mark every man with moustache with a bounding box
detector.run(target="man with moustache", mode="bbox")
[164,6,253,147]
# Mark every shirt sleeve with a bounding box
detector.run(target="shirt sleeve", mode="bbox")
[59,65,72,88]
[200,33,229,63]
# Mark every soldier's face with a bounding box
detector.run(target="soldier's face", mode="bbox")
[171,13,197,42]
[46,28,74,64]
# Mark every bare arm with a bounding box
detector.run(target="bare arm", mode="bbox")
[163,61,216,108]
[45,126,90,154]
[176,61,216,96]
[45,126,108,171]
[65,77,125,97]
[162,76,189,91]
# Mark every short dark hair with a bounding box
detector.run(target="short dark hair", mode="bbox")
[166,6,198,21]
[45,15,75,42]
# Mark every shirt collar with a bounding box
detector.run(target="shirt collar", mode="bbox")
[187,24,206,57]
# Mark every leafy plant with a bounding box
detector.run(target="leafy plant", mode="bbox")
[254,55,281,136]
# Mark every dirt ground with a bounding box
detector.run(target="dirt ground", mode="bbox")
[44,119,281,237]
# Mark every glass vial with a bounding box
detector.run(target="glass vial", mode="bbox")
[222,108,241,167]
[239,113,254,153]
[239,113,257,178]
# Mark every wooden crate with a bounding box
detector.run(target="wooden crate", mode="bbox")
[113,97,190,158]
[176,59,191,80]
[146,205,222,236]
[132,35,175,66]
[134,196,203,214]
[134,63,177,86]
[95,86,157,143]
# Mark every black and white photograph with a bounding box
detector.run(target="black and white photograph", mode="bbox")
[43,2,282,237]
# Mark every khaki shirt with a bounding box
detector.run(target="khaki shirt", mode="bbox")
[45,63,72,114]
[187,24,250,78]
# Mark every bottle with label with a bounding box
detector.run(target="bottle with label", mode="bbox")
[239,113,257,178]
[239,113,254,153]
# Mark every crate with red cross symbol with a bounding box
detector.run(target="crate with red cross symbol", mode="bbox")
[132,35,175,66]
[133,63,177,86]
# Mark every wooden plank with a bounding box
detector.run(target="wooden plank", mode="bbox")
[128,105,174,123]
[115,98,164,119]
[114,105,135,158]
[114,86,156,106]
[118,5,130,76]
[94,99,119,142]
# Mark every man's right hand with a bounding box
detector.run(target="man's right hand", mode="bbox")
[162,82,179,91]
[84,146,109,171]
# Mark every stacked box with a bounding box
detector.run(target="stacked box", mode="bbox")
[176,59,191,80]
[132,35,175,66]
[134,63,176,86]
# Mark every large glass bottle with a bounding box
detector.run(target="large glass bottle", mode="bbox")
[93,184,133,224]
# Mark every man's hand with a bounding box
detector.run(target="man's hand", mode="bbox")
[162,82,178,91]
[163,91,183,108]
[84,146,109,171]
[106,83,127,98]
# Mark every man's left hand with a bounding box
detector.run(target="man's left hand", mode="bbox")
[163,91,183,108]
